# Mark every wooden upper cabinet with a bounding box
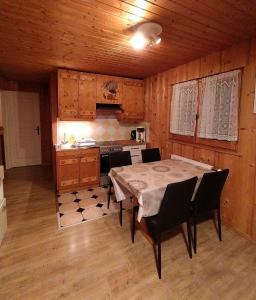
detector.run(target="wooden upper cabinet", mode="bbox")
[96,75,123,104]
[58,69,79,120]
[79,73,96,119]
[58,69,145,121]
[118,79,144,121]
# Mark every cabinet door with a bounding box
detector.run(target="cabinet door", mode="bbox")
[79,73,96,120]
[57,155,80,190]
[79,149,99,185]
[96,75,123,104]
[58,69,79,120]
[121,79,144,121]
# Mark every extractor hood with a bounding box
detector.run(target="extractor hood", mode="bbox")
[96,103,123,114]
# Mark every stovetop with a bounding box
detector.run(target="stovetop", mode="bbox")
[98,141,123,154]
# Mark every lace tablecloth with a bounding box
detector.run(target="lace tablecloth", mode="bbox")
[109,158,213,221]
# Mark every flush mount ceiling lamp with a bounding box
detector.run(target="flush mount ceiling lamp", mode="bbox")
[131,22,162,50]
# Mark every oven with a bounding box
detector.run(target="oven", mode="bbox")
[99,144,123,186]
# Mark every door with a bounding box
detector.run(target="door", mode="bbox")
[2,91,42,169]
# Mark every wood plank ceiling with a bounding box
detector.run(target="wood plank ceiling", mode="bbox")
[1,0,256,81]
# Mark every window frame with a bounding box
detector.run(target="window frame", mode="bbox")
[169,68,242,152]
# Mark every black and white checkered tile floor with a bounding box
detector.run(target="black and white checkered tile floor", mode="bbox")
[56,186,132,228]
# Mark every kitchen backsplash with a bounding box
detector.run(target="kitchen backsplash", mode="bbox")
[57,114,150,144]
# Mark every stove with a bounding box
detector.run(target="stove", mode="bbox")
[99,144,123,154]
[97,141,123,185]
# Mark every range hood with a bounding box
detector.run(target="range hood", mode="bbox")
[96,103,123,114]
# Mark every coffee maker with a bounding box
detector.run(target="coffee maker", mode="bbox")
[136,127,146,143]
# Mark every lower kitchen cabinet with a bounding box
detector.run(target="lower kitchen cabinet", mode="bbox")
[56,148,100,193]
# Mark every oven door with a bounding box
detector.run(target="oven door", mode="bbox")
[100,153,110,175]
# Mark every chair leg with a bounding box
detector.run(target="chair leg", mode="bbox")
[193,215,197,254]
[187,220,192,258]
[157,233,161,279]
[119,201,123,226]
[132,206,136,243]
[107,182,112,209]
[217,208,222,241]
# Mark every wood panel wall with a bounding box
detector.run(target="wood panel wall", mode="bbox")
[145,38,256,241]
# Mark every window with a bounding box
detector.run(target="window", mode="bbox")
[197,70,240,141]
[170,70,241,149]
[170,80,198,136]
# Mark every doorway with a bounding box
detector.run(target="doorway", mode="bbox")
[2,91,41,169]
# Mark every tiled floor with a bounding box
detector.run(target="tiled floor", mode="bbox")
[56,185,132,228]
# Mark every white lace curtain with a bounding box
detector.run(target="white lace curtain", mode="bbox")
[197,70,240,141]
[170,80,198,136]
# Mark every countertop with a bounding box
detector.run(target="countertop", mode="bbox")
[55,140,146,151]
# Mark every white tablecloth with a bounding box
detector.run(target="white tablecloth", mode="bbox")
[109,158,213,221]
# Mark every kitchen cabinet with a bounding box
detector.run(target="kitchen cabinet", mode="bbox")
[58,69,145,121]
[96,75,123,104]
[117,78,144,121]
[56,148,100,193]
[79,73,96,119]
[58,69,79,120]
[58,69,96,120]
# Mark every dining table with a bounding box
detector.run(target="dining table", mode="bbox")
[109,156,214,221]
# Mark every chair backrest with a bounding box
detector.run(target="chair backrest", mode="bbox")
[141,148,161,163]
[109,151,132,169]
[157,177,198,232]
[193,169,229,213]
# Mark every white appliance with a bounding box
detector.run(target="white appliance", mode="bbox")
[122,144,146,164]
[0,166,6,246]
[136,127,146,143]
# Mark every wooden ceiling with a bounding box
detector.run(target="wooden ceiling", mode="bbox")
[1,0,256,82]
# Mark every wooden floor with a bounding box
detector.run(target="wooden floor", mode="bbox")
[0,166,256,300]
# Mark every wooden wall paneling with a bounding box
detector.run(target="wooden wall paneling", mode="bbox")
[172,64,188,84]
[199,51,221,77]
[221,40,250,72]
[39,85,52,165]
[50,73,58,183]
[238,64,256,132]
[172,142,182,156]
[144,38,256,240]
[186,59,201,81]
[149,76,159,148]
[215,153,240,229]
[158,73,166,157]
[193,148,216,166]
[161,72,170,159]
[181,144,194,159]
[249,37,256,64]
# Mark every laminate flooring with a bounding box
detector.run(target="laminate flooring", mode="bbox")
[0,166,256,300]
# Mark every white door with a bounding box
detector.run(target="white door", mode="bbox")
[2,91,41,169]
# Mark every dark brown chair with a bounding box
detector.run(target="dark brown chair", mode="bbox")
[108,151,132,226]
[192,169,229,253]
[141,148,161,163]
[132,176,198,279]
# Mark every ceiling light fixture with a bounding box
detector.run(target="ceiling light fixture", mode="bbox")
[131,22,162,51]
